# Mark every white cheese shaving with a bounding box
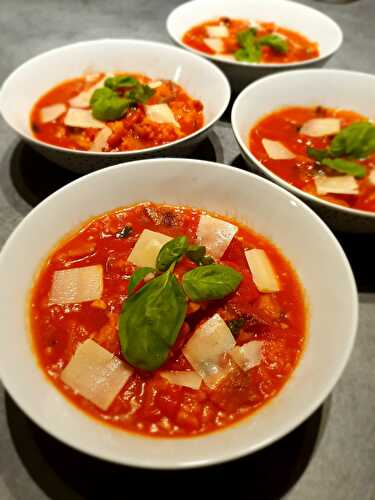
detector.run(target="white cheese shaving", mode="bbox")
[262,139,295,160]
[89,126,112,152]
[160,371,202,390]
[64,109,105,129]
[369,169,375,186]
[39,103,67,123]
[245,249,280,293]
[85,73,102,82]
[182,314,236,389]
[196,214,238,259]
[61,339,133,411]
[145,104,180,128]
[49,265,103,305]
[69,74,111,109]
[127,229,172,268]
[148,80,163,89]
[203,38,225,54]
[300,118,341,137]
[314,175,358,195]
[206,25,229,38]
[230,340,263,371]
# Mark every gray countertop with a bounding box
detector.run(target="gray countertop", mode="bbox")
[0,1,374,499]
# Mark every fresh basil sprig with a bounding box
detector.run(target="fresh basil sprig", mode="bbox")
[234,28,288,63]
[330,121,375,159]
[307,146,331,162]
[128,267,155,294]
[105,75,139,90]
[182,264,243,301]
[119,267,187,371]
[258,34,288,54]
[322,158,366,178]
[156,236,188,272]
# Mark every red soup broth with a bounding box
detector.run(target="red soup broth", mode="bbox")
[30,202,306,437]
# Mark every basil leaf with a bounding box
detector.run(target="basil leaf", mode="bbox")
[119,269,187,371]
[322,158,366,178]
[237,28,257,48]
[127,84,154,104]
[307,146,331,162]
[200,255,215,266]
[186,244,206,264]
[128,267,155,294]
[258,34,288,54]
[330,122,375,159]
[182,264,243,301]
[156,236,188,272]
[234,28,261,63]
[105,75,139,90]
[90,87,129,120]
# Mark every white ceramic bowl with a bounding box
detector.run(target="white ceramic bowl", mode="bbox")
[0,158,357,468]
[167,0,342,92]
[232,69,375,233]
[0,39,230,173]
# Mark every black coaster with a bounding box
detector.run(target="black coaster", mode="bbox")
[6,392,330,500]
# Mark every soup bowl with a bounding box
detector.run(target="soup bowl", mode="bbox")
[0,158,357,468]
[0,39,230,173]
[231,69,375,233]
[167,0,342,92]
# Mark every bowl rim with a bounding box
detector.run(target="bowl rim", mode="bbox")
[0,38,231,157]
[0,158,358,468]
[166,0,343,69]
[231,68,375,220]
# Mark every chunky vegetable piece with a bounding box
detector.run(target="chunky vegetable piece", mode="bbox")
[30,202,306,437]
[183,17,319,64]
[250,106,375,212]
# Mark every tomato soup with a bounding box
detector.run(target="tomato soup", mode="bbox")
[30,202,306,437]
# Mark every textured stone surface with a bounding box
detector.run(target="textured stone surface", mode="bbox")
[0,1,374,499]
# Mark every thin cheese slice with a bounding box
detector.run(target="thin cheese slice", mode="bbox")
[40,103,66,123]
[230,340,263,371]
[196,214,238,259]
[148,80,163,89]
[204,38,224,53]
[262,139,295,160]
[314,175,358,195]
[64,109,105,129]
[245,249,280,293]
[61,339,133,410]
[69,75,109,108]
[206,25,229,38]
[160,371,202,390]
[300,118,341,137]
[182,314,236,389]
[127,229,172,268]
[145,104,180,128]
[369,169,375,186]
[89,126,112,151]
[49,265,103,305]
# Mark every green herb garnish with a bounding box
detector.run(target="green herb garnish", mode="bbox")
[234,29,288,63]
[329,121,375,159]
[226,317,245,336]
[156,236,189,272]
[115,224,133,239]
[322,158,366,178]
[307,146,331,162]
[258,34,288,54]
[128,267,156,294]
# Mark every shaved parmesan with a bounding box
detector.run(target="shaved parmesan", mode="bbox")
[230,340,263,371]
[148,80,163,89]
[39,103,66,123]
[196,214,238,259]
[85,73,102,82]
[300,118,341,137]
[160,371,202,390]
[369,169,375,186]
[245,249,280,293]
[127,229,172,268]
[64,109,105,129]
[314,175,358,195]
[69,75,109,108]
[61,339,133,410]
[262,139,295,160]
[145,104,180,128]
[182,314,236,388]
[89,126,112,151]
[49,265,103,305]
[204,38,224,53]
[206,25,229,38]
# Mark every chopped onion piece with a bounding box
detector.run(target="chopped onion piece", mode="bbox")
[61,339,133,410]
[206,25,229,38]
[203,38,224,53]
[160,371,202,390]
[48,265,103,305]
[300,118,341,137]
[127,229,172,268]
[196,214,238,259]
[148,80,163,89]
[182,314,236,389]
[262,139,295,160]
[245,249,280,293]
[230,340,263,371]
[145,104,180,127]
[314,175,358,195]
[69,74,111,108]
[64,108,105,129]
[39,103,66,123]
[89,126,112,151]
